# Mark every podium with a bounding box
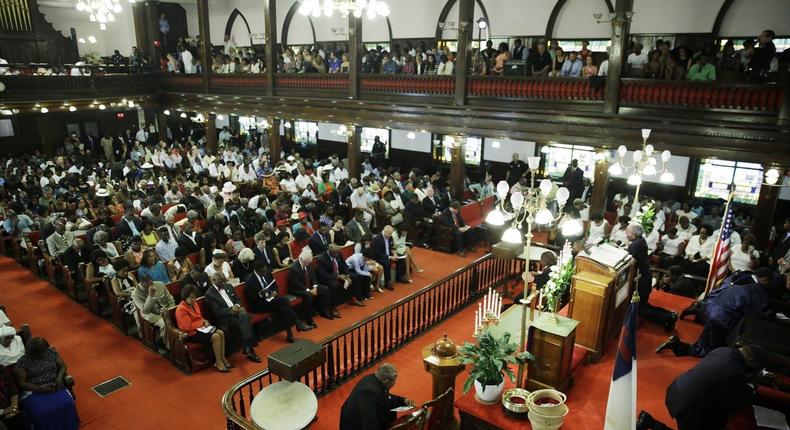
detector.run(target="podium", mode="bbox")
[568,252,634,362]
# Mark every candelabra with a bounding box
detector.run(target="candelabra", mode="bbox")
[484,156,582,388]
[607,129,673,205]
[473,288,502,338]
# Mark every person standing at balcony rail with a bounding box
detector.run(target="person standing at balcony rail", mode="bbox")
[159,13,170,50]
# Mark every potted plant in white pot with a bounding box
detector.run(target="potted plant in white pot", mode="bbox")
[459,331,534,404]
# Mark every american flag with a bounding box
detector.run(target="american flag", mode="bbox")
[704,194,734,296]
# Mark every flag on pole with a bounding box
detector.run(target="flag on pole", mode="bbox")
[704,193,735,296]
[604,291,639,430]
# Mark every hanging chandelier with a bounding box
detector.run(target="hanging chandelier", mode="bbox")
[75,0,122,30]
[299,0,391,19]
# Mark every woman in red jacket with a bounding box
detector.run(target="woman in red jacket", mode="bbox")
[175,284,232,372]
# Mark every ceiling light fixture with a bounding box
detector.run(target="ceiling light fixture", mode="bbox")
[299,0,390,19]
[76,0,122,29]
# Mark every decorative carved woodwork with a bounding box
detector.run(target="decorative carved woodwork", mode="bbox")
[0,0,78,64]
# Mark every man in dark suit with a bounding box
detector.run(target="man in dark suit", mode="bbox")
[317,244,363,309]
[636,346,764,430]
[440,201,476,257]
[176,221,201,254]
[513,251,557,305]
[421,187,440,216]
[370,226,405,290]
[245,261,313,343]
[181,264,210,295]
[287,251,334,319]
[562,159,585,202]
[61,238,89,278]
[345,210,372,243]
[626,224,677,331]
[339,363,412,430]
[252,231,276,268]
[204,273,261,362]
[308,224,331,256]
[116,206,143,238]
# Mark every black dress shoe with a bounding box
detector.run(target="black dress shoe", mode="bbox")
[246,352,262,363]
[286,334,295,343]
[384,284,394,291]
[636,410,654,430]
[679,301,699,320]
[664,312,678,333]
[655,336,678,354]
[320,312,336,320]
[296,321,313,331]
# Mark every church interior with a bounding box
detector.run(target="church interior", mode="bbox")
[0,0,789,429]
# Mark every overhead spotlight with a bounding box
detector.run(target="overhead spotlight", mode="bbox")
[87,35,97,44]
[491,140,501,148]
[284,122,292,128]
[78,38,86,44]
[163,109,170,115]
[180,112,187,118]
[99,23,107,30]
[98,104,106,110]
[477,17,487,29]
[40,107,49,113]
[216,114,225,120]
[127,100,134,107]
[406,132,416,140]
[69,106,77,112]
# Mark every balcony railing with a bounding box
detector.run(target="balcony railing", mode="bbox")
[221,254,524,429]
[360,74,454,96]
[619,79,785,112]
[275,73,348,92]
[2,72,786,119]
[468,76,604,101]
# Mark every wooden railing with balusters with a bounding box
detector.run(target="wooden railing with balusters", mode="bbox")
[619,78,785,111]
[467,76,604,101]
[360,74,455,96]
[275,73,349,93]
[209,74,267,94]
[159,74,203,93]
[221,253,525,429]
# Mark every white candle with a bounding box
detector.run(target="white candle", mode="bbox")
[478,302,483,325]
[474,310,479,334]
[497,296,501,317]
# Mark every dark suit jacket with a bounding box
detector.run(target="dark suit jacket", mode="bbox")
[177,232,201,254]
[562,166,584,200]
[308,232,331,256]
[665,347,753,425]
[116,216,143,238]
[61,246,89,272]
[345,219,371,243]
[287,261,317,294]
[181,272,210,295]
[339,374,406,430]
[771,233,790,261]
[370,234,393,264]
[315,252,349,288]
[422,196,439,215]
[204,284,241,325]
[252,245,276,268]
[440,208,466,231]
[244,272,277,313]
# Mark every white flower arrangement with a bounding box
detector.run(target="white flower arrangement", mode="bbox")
[540,241,575,314]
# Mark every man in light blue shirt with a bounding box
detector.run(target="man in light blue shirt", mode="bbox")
[561,51,583,77]
[2,210,35,235]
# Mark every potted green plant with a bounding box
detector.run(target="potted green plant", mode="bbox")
[459,331,535,404]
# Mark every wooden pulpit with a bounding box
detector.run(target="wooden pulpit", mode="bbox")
[568,252,634,362]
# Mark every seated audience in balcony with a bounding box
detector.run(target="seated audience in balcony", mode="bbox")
[492,42,512,75]
[381,54,399,74]
[663,55,686,80]
[582,55,598,77]
[627,43,648,77]
[561,51,583,77]
[328,51,342,73]
[717,41,740,82]
[512,38,528,61]
[686,54,716,81]
[749,29,776,80]
[401,54,416,74]
[424,54,438,75]
[643,50,663,79]
[175,284,231,371]
[14,338,79,430]
[205,273,261,362]
[437,55,454,75]
[550,47,567,77]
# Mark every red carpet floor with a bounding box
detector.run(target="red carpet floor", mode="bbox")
[0,248,478,429]
[311,288,701,430]
[0,249,701,429]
